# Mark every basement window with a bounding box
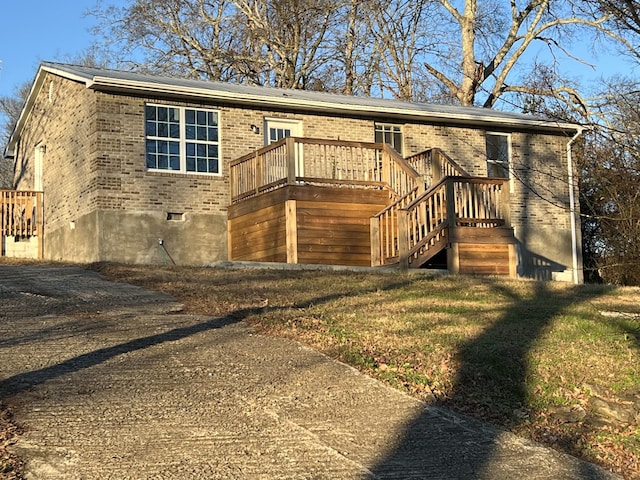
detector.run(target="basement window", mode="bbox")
[166,212,185,222]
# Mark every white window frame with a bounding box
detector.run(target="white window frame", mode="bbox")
[486,132,513,193]
[145,103,222,176]
[486,132,511,176]
[264,117,302,146]
[375,123,403,155]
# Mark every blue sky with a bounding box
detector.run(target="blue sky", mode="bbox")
[0,1,636,102]
[0,1,121,98]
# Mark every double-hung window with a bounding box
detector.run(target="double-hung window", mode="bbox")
[485,132,510,179]
[375,123,403,155]
[145,104,220,175]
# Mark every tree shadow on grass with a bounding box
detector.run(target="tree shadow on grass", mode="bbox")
[370,280,617,479]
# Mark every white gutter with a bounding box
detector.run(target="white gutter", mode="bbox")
[567,127,585,284]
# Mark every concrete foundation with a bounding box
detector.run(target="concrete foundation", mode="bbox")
[45,209,228,265]
[2,235,39,259]
[515,227,583,283]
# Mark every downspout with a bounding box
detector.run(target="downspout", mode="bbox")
[567,127,585,284]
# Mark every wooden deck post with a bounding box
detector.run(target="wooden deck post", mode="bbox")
[445,178,458,274]
[255,150,263,197]
[286,137,297,186]
[447,242,460,274]
[432,150,443,183]
[380,148,390,187]
[500,179,511,227]
[508,243,517,277]
[36,192,44,259]
[398,209,410,270]
[370,217,381,267]
[285,199,298,264]
[445,178,457,228]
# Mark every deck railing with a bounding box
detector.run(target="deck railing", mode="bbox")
[406,148,469,185]
[371,176,510,267]
[229,137,422,203]
[371,149,469,266]
[229,138,511,269]
[1,190,43,238]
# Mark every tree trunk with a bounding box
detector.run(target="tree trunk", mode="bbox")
[457,0,478,106]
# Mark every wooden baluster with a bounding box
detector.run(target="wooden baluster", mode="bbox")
[500,180,511,227]
[398,209,410,270]
[35,192,43,259]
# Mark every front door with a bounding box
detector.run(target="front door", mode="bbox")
[265,118,302,145]
[265,118,304,177]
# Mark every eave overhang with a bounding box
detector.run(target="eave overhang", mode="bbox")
[86,76,580,133]
[4,62,582,159]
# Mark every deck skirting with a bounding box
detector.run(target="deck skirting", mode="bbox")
[228,185,391,267]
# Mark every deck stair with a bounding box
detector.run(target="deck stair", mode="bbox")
[371,149,515,273]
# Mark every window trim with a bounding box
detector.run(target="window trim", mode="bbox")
[485,132,511,177]
[375,123,403,155]
[263,117,303,146]
[485,131,513,193]
[145,103,222,176]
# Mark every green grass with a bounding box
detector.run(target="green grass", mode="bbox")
[78,263,640,477]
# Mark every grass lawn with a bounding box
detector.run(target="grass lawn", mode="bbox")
[89,263,640,478]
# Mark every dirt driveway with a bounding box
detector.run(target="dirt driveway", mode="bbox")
[0,264,620,479]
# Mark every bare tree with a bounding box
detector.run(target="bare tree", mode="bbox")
[578,77,640,285]
[416,0,631,107]
[91,0,635,108]
[93,0,244,80]
[231,0,340,88]
[362,0,438,100]
[93,0,342,88]
[591,0,640,36]
[1,82,30,150]
[0,82,31,188]
[325,0,380,96]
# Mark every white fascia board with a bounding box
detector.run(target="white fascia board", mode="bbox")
[87,77,580,134]
[4,67,50,157]
[5,65,96,157]
[42,64,95,86]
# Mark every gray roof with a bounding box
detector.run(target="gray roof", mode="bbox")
[6,62,581,157]
[41,62,580,131]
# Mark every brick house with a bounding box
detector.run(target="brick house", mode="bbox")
[2,62,584,282]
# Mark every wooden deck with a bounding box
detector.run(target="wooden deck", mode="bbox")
[229,137,517,274]
[1,190,44,259]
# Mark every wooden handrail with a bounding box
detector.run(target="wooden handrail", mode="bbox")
[381,144,423,198]
[405,148,469,186]
[229,137,424,203]
[229,138,287,167]
[372,175,511,267]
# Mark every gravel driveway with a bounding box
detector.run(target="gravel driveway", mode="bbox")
[0,264,620,479]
